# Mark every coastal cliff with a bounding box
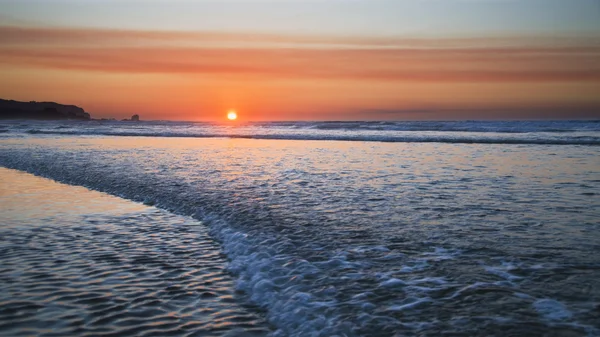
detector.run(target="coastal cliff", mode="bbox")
[0,99,91,120]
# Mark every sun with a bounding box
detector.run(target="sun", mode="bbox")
[227,110,238,121]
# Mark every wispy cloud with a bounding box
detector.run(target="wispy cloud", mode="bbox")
[1,25,599,83]
[2,25,599,48]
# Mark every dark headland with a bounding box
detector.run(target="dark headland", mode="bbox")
[0,98,91,120]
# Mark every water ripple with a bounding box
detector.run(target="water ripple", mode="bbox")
[0,169,270,337]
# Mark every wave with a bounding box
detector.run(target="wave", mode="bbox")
[0,148,371,336]
[252,120,600,133]
[23,129,600,145]
[2,136,599,336]
[0,143,522,336]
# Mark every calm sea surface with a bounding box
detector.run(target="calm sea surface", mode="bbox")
[1,120,599,336]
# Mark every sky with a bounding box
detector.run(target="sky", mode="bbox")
[0,0,599,121]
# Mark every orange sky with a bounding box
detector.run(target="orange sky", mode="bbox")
[1,25,599,120]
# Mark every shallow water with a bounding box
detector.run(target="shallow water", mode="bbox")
[0,168,270,337]
[1,131,600,336]
[1,119,600,145]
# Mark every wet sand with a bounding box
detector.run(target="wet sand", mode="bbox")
[0,168,269,337]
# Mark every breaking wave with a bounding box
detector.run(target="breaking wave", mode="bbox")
[1,121,600,336]
[19,128,600,145]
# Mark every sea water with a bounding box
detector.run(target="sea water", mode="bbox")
[1,120,599,336]
[0,168,269,337]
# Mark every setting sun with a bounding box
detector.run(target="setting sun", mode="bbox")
[227,110,237,121]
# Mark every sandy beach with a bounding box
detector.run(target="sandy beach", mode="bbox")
[0,167,269,336]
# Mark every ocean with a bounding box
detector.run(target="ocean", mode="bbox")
[1,120,599,336]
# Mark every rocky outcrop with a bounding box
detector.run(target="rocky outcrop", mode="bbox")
[122,114,140,122]
[0,99,91,120]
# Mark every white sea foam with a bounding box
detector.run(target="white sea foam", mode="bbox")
[380,278,407,288]
[1,127,599,336]
[388,298,432,312]
[483,264,523,281]
[533,299,573,321]
[3,119,599,145]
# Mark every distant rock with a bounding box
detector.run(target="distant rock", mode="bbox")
[122,114,140,122]
[0,98,91,120]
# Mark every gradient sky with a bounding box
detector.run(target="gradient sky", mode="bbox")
[1,0,599,120]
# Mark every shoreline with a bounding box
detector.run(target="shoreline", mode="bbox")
[0,167,271,336]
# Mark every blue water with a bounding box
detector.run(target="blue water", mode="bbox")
[1,120,599,336]
[0,168,270,337]
[1,119,600,145]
